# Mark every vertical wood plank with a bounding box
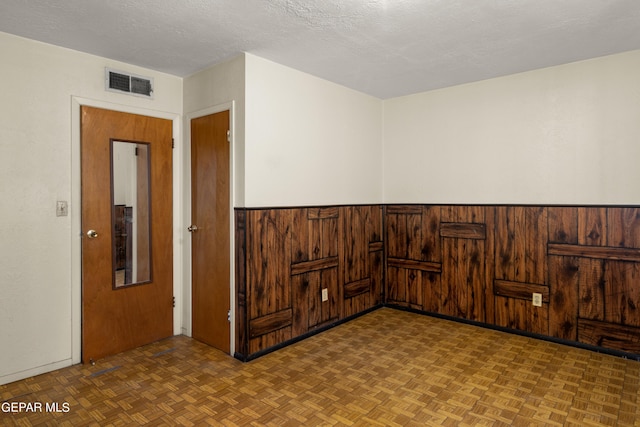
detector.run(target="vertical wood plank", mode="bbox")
[495,296,510,329]
[246,210,264,321]
[514,207,527,283]
[352,295,369,316]
[604,261,640,327]
[468,239,485,322]
[234,209,247,357]
[578,258,605,321]
[484,206,496,326]
[549,255,579,340]
[322,268,340,323]
[387,266,406,304]
[275,211,293,317]
[309,214,322,260]
[529,301,549,335]
[608,208,640,248]
[525,206,547,285]
[337,207,345,319]
[441,236,457,316]
[467,205,485,223]
[509,299,525,331]
[548,207,578,244]
[369,206,383,243]
[578,207,607,246]
[441,206,460,317]
[291,208,308,264]
[323,216,339,259]
[440,205,457,222]
[344,206,355,282]
[369,250,383,307]
[407,269,423,310]
[344,206,368,284]
[495,206,515,281]
[455,239,468,318]
[421,206,441,262]
[370,206,384,307]
[386,211,400,259]
[423,272,441,313]
[407,212,422,260]
[291,273,310,337]
[308,270,321,328]
[396,211,408,259]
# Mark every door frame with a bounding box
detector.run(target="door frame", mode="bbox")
[70,97,182,364]
[184,102,235,355]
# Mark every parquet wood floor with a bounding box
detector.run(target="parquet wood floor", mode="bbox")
[2,308,640,426]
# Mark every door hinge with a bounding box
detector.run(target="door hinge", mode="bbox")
[172,296,176,308]
[171,138,175,149]
[226,130,231,143]
[227,310,231,322]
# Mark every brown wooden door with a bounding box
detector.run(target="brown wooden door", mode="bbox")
[81,106,173,363]
[190,110,231,353]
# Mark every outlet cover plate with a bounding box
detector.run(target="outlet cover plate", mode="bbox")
[532,293,542,307]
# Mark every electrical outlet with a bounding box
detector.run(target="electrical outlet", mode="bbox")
[532,293,542,307]
[321,288,328,302]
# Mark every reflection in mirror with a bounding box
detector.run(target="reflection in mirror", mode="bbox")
[112,140,152,288]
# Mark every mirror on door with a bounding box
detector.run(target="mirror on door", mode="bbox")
[111,140,152,288]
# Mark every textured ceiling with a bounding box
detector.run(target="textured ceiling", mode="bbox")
[1,0,639,99]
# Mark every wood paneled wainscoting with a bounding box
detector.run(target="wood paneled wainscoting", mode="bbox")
[235,204,640,361]
[386,204,640,358]
[235,206,384,360]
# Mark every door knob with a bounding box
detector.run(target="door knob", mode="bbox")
[187,225,198,232]
[86,230,98,239]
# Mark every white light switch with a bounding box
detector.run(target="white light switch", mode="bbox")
[56,201,68,217]
[322,288,328,302]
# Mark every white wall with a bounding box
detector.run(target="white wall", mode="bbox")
[383,50,640,205]
[0,32,183,385]
[244,54,383,207]
[184,55,246,207]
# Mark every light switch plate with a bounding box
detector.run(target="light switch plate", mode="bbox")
[56,201,68,217]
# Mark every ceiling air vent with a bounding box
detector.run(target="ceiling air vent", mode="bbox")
[105,68,154,98]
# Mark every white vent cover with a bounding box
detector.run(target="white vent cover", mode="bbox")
[105,68,154,98]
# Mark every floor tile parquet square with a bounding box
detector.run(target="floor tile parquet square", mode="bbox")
[2,308,640,426]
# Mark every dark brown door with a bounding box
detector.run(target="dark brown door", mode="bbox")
[81,106,173,363]
[190,110,231,353]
